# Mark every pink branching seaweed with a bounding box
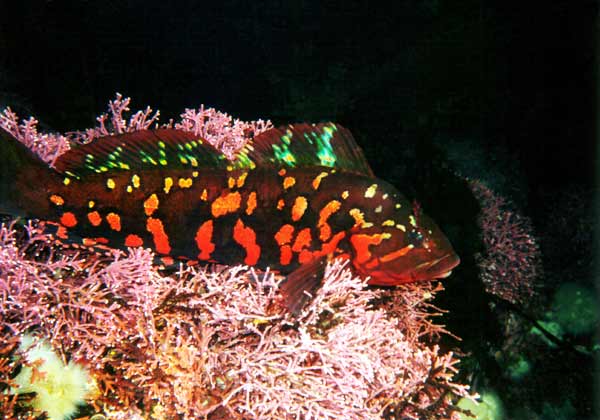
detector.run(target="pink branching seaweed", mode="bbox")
[0,96,472,419]
[0,108,71,166]
[470,179,541,305]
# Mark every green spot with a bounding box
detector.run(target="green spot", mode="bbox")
[158,141,166,149]
[272,143,296,166]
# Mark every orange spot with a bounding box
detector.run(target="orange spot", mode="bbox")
[233,219,261,265]
[201,189,208,201]
[146,217,171,254]
[297,231,345,264]
[144,194,159,216]
[280,244,292,265]
[291,196,308,221]
[87,211,102,226]
[277,199,285,210]
[106,212,121,231]
[228,177,236,189]
[275,224,295,245]
[211,192,241,217]
[312,172,328,190]
[95,237,109,244]
[195,220,215,260]
[278,168,286,176]
[292,228,312,252]
[318,200,341,241]
[125,234,144,247]
[350,233,391,265]
[237,173,248,188]
[49,194,64,206]
[60,212,77,228]
[283,176,296,190]
[379,245,414,263]
[82,238,97,246]
[246,191,257,215]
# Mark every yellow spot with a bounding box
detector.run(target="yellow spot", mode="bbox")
[127,185,133,193]
[201,189,208,201]
[49,195,64,206]
[283,176,296,190]
[409,215,417,227]
[164,177,173,194]
[237,172,248,188]
[312,172,328,190]
[382,220,395,227]
[341,190,349,199]
[364,184,378,198]
[63,177,71,186]
[192,171,199,177]
[119,162,130,170]
[178,178,193,188]
[382,193,389,200]
[375,205,382,213]
[106,178,116,189]
[132,174,140,188]
[396,224,406,232]
[144,193,159,216]
[395,203,402,209]
[88,200,95,208]
[349,208,373,228]
[228,177,235,189]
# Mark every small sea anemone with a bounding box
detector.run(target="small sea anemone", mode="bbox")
[12,335,94,420]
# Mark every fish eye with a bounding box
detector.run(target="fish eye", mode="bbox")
[407,229,424,247]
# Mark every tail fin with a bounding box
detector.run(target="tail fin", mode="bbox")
[0,127,59,217]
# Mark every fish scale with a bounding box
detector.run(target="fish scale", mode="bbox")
[0,123,460,313]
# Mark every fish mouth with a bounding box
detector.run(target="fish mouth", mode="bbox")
[414,253,460,281]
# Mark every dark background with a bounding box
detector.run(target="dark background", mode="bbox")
[0,0,596,192]
[1,0,598,418]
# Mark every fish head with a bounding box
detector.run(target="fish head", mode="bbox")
[348,186,459,286]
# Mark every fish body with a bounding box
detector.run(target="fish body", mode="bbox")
[0,123,459,305]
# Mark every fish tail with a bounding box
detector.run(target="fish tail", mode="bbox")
[0,127,60,217]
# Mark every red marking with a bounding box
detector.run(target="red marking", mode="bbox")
[292,228,312,252]
[60,212,78,228]
[146,217,171,254]
[297,231,345,264]
[275,224,294,245]
[280,244,292,265]
[291,196,307,221]
[211,192,241,217]
[125,234,144,247]
[161,256,175,265]
[233,219,261,265]
[195,220,215,260]
[246,191,257,215]
[318,200,341,241]
[56,226,68,239]
[87,211,102,226]
[350,233,389,266]
[278,168,286,176]
[95,237,109,244]
[106,212,121,231]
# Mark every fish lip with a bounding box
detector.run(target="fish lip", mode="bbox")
[418,253,460,280]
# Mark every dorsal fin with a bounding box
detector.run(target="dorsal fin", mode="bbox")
[234,123,375,177]
[54,129,229,178]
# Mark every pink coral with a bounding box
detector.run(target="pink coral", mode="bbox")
[0,96,473,419]
[469,179,541,305]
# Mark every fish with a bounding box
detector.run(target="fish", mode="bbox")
[0,123,459,312]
